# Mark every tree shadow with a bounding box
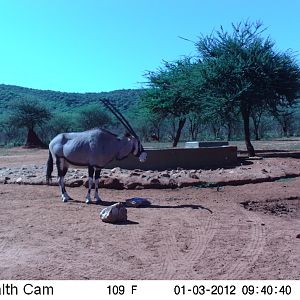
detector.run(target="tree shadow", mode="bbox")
[146,203,213,214]
[69,199,212,213]
[103,200,213,214]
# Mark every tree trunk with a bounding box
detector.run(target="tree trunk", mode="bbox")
[252,116,261,141]
[211,122,221,139]
[252,116,259,140]
[188,115,200,141]
[25,128,46,148]
[241,107,255,157]
[251,110,263,141]
[226,122,232,141]
[254,128,260,140]
[172,118,186,147]
[282,120,289,137]
[189,121,197,141]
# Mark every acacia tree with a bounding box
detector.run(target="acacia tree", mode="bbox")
[75,103,112,131]
[197,21,300,156]
[201,93,240,140]
[272,107,295,137]
[250,104,267,140]
[188,112,203,140]
[143,58,202,147]
[41,112,76,142]
[7,98,51,147]
[127,103,166,142]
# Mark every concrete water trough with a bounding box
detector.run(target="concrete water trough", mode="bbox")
[107,145,238,171]
[185,141,229,148]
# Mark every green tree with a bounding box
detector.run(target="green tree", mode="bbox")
[7,98,51,147]
[187,112,203,141]
[128,104,166,142]
[41,112,77,142]
[143,58,202,146]
[250,105,266,140]
[196,21,300,156]
[75,103,112,131]
[272,106,295,137]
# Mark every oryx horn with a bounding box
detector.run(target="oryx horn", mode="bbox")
[100,99,138,138]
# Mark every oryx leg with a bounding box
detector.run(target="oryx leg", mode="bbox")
[57,157,71,202]
[85,166,94,204]
[94,168,102,204]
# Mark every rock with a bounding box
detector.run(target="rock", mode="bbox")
[189,172,199,179]
[160,173,170,178]
[100,203,127,223]
[149,178,160,184]
[145,178,162,189]
[130,172,141,177]
[16,177,23,183]
[168,178,178,188]
[125,182,141,189]
[69,179,84,187]
[134,185,144,190]
[103,177,124,189]
[172,174,182,179]
[126,197,151,207]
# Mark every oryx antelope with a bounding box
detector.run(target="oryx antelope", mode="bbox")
[46,99,147,204]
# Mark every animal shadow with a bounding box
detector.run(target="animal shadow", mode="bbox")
[103,199,213,214]
[68,199,213,214]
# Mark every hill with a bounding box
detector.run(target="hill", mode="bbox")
[0,84,144,112]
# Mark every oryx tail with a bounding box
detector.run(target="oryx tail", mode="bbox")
[46,150,53,184]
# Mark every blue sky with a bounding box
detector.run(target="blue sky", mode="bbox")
[0,0,299,93]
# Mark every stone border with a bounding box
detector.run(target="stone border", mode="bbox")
[1,159,300,190]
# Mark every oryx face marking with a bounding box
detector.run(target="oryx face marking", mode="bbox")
[130,136,147,162]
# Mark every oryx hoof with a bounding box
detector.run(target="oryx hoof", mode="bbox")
[62,197,68,203]
[94,195,102,205]
[85,198,91,204]
[95,199,102,205]
[62,193,71,203]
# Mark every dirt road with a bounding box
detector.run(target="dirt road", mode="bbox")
[0,148,299,279]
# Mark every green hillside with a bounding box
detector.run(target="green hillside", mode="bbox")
[0,84,144,112]
[0,83,299,148]
[0,84,146,146]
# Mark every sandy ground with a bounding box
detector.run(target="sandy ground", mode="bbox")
[0,148,300,280]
